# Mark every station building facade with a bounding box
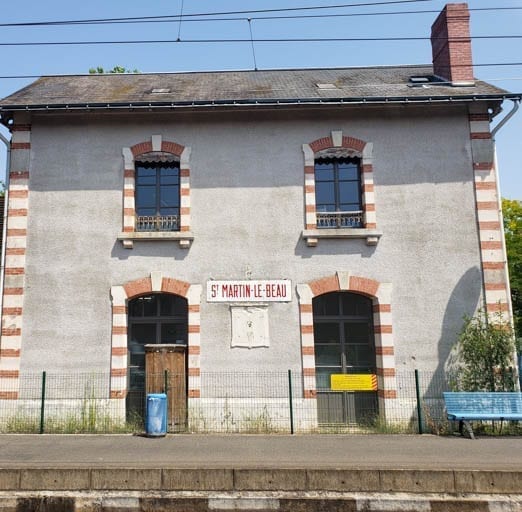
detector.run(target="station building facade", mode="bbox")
[0,3,517,429]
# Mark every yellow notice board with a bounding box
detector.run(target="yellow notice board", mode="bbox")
[331,374,377,391]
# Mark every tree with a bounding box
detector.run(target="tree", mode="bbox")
[502,198,521,347]
[88,66,140,74]
[448,310,516,391]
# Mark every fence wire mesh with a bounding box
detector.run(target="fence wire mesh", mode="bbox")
[0,369,519,435]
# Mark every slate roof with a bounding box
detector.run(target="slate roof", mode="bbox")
[0,66,514,111]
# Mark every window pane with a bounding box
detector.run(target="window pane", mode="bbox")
[315,163,335,181]
[315,344,341,366]
[160,295,188,316]
[137,207,156,217]
[345,322,371,339]
[341,294,371,317]
[355,345,375,368]
[129,323,156,389]
[339,181,360,206]
[316,367,342,390]
[160,167,179,185]
[339,203,361,213]
[315,182,335,206]
[129,299,143,317]
[159,207,179,218]
[345,345,357,367]
[137,187,156,209]
[314,322,339,343]
[130,296,158,317]
[316,204,336,213]
[136,167,157,185]
[130,323,156,345]
[160,185,179,208]
[313,294,340,316]
[338,164,359,181]
[129,353,145,373]
[142,295,158,316]
[161,323,187,344]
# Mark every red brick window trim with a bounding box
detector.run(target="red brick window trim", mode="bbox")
[302,131,381,247]
[118,135,193,249]
[109,274,202,400]
[297,272,397,419]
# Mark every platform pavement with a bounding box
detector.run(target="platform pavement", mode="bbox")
[0,434,520,511]
[0,433,521,470]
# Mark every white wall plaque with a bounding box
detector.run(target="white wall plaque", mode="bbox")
[207,280,292,302]
[230,306,269,348]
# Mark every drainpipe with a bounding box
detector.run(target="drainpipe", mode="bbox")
[491,100,520,140]
[491,99,520,389]
[0,129,10,349]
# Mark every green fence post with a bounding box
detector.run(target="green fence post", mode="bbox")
[39,371,46,434]
[288,369,294,434]
[414,369,423,434]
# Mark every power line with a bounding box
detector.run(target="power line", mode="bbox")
[0,0,435,27]
[1,6,520,27]
[1,5,521,28]
[0,36,520,47]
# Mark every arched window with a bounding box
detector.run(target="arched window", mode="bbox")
[302,131,381,247]
[313,291,377,424]
[314,156,363,228]
[135,161,181,232]
[126,293,188,422]
[119,135,193,248]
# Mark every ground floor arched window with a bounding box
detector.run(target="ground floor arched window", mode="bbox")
[313,291,378,425]
[126,293,188,427]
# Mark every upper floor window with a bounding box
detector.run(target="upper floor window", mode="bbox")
[315,157,362,228]
[302,131,380,246]
[136,162,180,232]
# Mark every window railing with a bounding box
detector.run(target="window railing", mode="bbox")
[316,211,363,229]
[136,215,180,232]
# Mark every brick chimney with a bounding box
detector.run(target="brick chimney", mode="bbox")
[431,3,474,85]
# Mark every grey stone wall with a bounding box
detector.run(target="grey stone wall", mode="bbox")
[19,105,482,374]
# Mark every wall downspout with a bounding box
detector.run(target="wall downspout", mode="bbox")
[491,99,520,389]
[491,100,520,140]
[0,129,11,353]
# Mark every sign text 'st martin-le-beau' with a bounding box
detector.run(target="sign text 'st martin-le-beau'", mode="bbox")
[207,280,292,302]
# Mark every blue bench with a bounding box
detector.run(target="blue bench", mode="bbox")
[443,391,522,439]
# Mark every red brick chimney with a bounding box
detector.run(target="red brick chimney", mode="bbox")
[431,3,474,85]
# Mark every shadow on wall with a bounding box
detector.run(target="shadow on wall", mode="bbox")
[425,266,482,399]
[110,240,190,261]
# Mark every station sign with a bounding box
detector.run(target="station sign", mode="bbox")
[207,280,292,302]
[331,374,377,391]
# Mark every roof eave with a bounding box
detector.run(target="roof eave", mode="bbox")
[0,93,520,121]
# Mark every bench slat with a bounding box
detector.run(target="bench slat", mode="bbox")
[443,392,522,420]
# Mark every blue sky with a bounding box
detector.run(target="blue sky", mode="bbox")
[0,0,520,198]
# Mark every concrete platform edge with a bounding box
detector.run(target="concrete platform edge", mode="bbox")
[0,468,521,494]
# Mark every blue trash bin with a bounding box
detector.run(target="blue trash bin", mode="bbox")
[146,393,167,437]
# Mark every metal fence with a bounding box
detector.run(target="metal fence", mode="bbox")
[0,369,520,435]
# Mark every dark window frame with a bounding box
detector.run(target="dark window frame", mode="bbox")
[128,293,188,345]
[135,161,181,232]
[127,293,188,395]
[314,156,363,229]
[313,292,376,375]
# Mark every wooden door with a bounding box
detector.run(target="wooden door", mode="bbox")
[145,344,187,430]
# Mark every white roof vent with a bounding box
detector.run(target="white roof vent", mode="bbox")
[316,83,338,90]
[151,88,171,94]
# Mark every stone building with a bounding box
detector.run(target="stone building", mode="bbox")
[0,3,518,430]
